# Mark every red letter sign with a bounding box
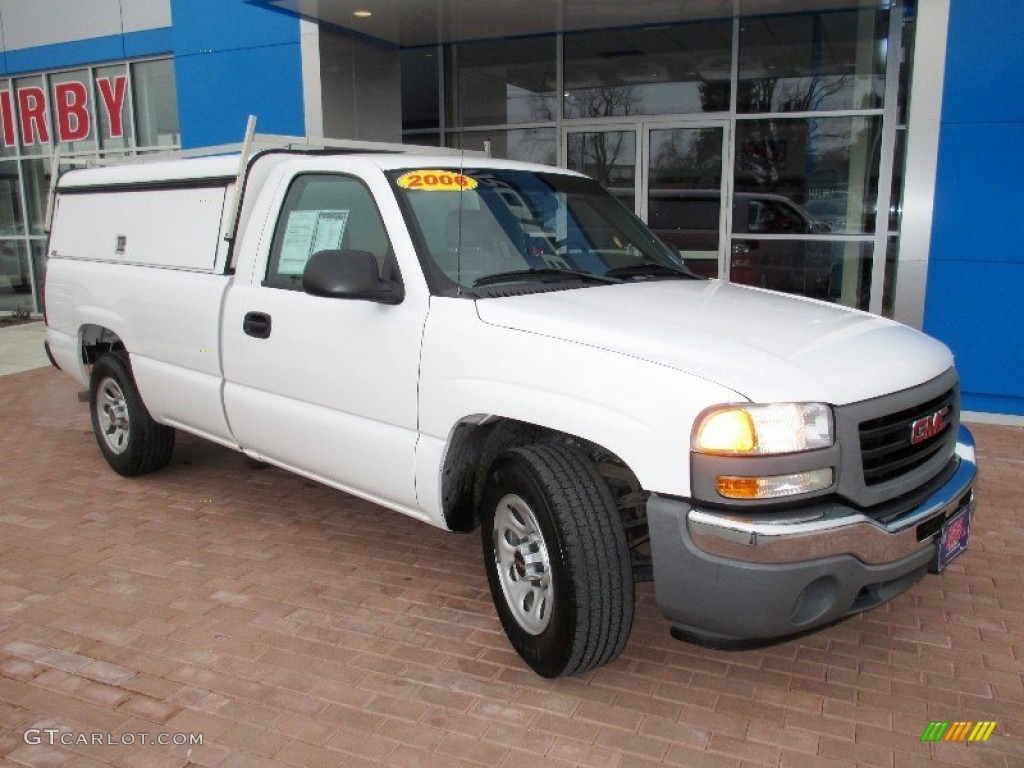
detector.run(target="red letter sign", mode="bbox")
[97,76,127,139]
[0,91,16,147]
[54,81,91,142]
[17,86,49,145]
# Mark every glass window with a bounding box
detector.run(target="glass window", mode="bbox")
[132,59,180,148]
[402,47,440,131]
[449,128,556,166]
[30,240,46,313]
[14,75,49,153]
[735,116,882,234]
[49,69,96,153]
[646,126,725,278]
[649,197,719,231]
[0,160,24,235]
[0,240,31,309]
[266,174,393,290]
[448,37,557,126]
[564,21,732,118]
[730,238,872,310]
[738,9,888,113]
[95,64,131,151]
[21,158,50,236]
[566,130,636,212]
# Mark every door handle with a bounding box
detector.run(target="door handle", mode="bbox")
[243,311,272,339]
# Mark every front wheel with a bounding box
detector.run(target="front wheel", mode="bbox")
[481,443,634,677]
[89,352,175,476]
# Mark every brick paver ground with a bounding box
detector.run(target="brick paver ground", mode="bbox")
[0,366,1021,767]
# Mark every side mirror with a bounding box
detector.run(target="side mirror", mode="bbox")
[302,249,403,304]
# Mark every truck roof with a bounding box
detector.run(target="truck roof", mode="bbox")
[56,150,581,190]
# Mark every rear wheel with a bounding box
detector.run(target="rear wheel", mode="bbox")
[89,352,174,476]
[481,443,634,677]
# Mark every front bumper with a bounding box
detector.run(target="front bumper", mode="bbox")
[648,425,976,643]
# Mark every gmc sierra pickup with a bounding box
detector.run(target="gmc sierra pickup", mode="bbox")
[44,146,976,677]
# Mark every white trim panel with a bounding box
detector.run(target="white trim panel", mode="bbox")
[299,17,323,139]
[0,1,170,51]
[894,0,951,328]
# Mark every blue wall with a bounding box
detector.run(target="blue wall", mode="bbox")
[925,0,1024,415]
[0,29,173,75]
[169,0,304,147]
[0,1,305,150]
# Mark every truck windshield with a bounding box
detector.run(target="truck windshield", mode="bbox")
[388,167,696,295]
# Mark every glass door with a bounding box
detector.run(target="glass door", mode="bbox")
[564,122,729,278]
[563,127,639,214]
[642,123,728,279]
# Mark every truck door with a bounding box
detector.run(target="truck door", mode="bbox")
[220,171,426,513]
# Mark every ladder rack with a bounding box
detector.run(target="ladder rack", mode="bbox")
[44,116,488,234]
[83,131,485,167]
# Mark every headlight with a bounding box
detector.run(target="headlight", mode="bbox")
[695,403,833,456]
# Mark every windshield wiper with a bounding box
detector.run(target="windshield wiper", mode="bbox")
[604,262,698,280]
[473,268,621,288]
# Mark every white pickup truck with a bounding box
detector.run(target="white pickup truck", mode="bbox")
[44,146,977,678]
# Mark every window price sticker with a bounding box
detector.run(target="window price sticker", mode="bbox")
[396,170,478,191]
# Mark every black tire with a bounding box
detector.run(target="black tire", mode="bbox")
[89,352,175,476]
[481,443,634,677]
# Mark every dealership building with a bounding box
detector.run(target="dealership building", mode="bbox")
[0,0,1019,417]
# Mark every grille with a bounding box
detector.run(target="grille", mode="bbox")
[859,388,956,486]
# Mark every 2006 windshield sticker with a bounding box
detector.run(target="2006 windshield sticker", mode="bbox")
[396,170,478,191]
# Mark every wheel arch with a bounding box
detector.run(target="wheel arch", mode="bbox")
[439,415,648,544]
[80,323,127,364]
[73,322,130,382]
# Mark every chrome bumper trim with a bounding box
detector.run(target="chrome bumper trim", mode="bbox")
[687,425,976,565]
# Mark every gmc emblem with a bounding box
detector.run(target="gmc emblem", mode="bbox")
[910,406,951,445]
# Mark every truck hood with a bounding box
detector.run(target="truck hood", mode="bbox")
[474,280,953,405]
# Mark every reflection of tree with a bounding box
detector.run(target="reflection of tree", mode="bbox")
[738,1,853,195]
[738,74,850,192]
[513,129,556,166]
[777,75,849,112]
[655,82,728,190]
[736,106,785,190]
[526,88,557,123]
[565,85,639,187]
[652,131,720,189]
[573,131,631,188]
[742,78,778,114]
[564,84,637,119]
[697,81,729,112]
[808,76,848,111]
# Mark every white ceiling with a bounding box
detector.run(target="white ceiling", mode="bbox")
[262,0,890,47]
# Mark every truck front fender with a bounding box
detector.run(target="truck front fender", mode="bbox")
[414,300,743,527]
